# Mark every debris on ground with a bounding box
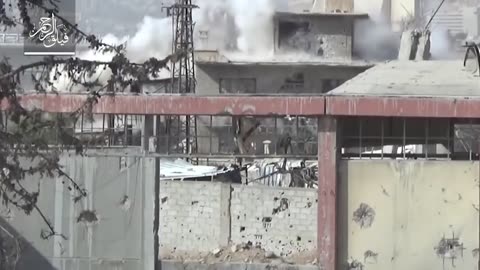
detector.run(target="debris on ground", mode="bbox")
[160,243,317,265]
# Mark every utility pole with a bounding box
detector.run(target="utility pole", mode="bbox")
[154,2,198,268]
[164,0,198,160]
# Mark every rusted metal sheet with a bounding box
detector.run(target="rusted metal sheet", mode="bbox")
[327,96,480,118]
[1,94,326,116]
[317,117,338,270]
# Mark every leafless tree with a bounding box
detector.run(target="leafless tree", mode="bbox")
[0,0,176,267]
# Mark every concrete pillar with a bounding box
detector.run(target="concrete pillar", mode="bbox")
[143,158,156,270]
[325,0,353,13]
[142,116,155,152]
[317,116,338,270]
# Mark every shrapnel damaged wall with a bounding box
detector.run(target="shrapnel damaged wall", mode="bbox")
[159,182,318,258]
[338,160,480,270]
[0,153,155,270]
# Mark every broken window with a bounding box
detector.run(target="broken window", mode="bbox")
[280,72,305,93]
[219,78,256,94]
[278,20,311,51]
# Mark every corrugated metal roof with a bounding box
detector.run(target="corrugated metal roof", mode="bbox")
[160,158,232,180]
[247,158,317,188]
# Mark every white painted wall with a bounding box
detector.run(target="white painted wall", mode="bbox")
[338,160,480,270]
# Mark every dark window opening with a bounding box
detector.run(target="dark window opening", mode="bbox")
[278,20,311,51]
[219,78,256,94]
[280,72,305,93]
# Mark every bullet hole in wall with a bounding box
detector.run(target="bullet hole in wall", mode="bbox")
[262,217,272,229]
[364,250,379,264]
[272,198,289,215]
[348,259,364,270]
[472,248,479,258]
[353,203,375,229]
[77,210,98,224]
[434,233,465,262]
[240,226,246,232]
[161,197,168,204]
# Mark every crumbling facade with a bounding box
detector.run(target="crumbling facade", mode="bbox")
[195,10,371,96]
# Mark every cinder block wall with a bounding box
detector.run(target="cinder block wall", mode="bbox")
[159,181,318,257]
[230,185,317,256]
[159,181,230,253]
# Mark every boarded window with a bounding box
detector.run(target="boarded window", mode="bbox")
[219,78,256,94]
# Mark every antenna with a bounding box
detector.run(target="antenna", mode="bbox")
[424,0,446,32]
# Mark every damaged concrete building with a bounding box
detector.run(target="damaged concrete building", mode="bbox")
[195,11,372,95]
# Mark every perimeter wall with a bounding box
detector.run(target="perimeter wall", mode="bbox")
[2,155,478,270]
[338,160,479,270]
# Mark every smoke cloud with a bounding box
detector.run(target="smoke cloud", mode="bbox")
[53,0,282,92]
[352,0,402,61]
[193,0,277,55]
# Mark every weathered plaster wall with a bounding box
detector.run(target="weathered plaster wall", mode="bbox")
[196,64,365,95]
[159,182,318,258]
[338,160,480,270]
[1,153,155,270]
[274,15,355,59]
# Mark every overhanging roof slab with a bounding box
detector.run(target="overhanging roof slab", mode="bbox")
[1,94,326,116]
[327,96,480,118]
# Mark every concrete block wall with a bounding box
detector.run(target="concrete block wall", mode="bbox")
[230,185,317,256]
[159,181,231,253]
[158,181,317,257]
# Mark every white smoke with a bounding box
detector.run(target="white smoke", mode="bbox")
[430,27,456,60]
[352,0,402,61]
[193,0,276,56]
[53,0,281,92]
[227,0,275,55]
[51,16,172,93]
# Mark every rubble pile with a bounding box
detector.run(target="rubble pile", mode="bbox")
[161,242,318,265]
